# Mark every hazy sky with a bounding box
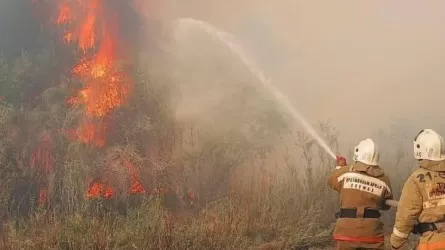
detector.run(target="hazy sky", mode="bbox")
[147,0,445,149]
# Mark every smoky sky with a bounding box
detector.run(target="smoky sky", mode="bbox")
[0,0,50,58]
[3,0,445,153]
[160,0,445,150]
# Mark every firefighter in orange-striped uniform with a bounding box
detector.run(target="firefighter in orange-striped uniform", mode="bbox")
[390,129,445,250]
[328,138,393,250]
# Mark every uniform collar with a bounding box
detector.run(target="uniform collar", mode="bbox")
[419,159,445,172]
[351,162,384,177]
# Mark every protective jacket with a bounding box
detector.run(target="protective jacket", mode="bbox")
[328,162,393,249]
[391,160,445,250]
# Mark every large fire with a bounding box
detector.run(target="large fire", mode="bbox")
[55,0,133,147]
[40,0,142,200]
[30,0,196,207]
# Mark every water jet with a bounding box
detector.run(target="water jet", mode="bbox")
[174,18,337,160]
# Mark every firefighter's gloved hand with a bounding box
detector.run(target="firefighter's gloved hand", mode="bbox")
[336,155,347,167]
[390,233,406,250]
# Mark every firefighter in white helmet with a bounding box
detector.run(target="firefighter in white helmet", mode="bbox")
[391,129,445,250]
[328,138,393,250]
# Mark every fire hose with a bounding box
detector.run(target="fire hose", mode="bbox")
[385,199,399,207]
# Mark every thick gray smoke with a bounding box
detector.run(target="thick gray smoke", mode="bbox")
[143,0,445,159]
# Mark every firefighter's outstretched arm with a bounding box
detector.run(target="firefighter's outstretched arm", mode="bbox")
[380,177,394,211]
[327,155,348,192]
[390,177,422,249]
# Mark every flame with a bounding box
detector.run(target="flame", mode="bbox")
[78,14,97,52]
[87,181,114,199]
[56,2,73,25]
[54,0,136,198]
[52,0,133,146]
[86,159,146,200]
[75,121,107,148]
[34,0,144,201]
[124,159,146,194]
[63,31,73,43]
[130,179,145,194]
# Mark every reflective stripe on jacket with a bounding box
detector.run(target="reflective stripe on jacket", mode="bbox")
[327,162,393,244]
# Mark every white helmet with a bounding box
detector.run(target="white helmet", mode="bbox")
[353,138,379,166]
[413,129,445,161]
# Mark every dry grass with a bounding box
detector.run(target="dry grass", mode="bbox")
[0,155,419,250]
[0,36,422,250]
[0,176,337,250]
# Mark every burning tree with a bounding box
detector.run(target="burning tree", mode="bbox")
[29,0,287,209]
[0,0,288,222]
[0,0,163,210]
[39,0,151,202]
[0,1,341,249]
[54,0,135,146]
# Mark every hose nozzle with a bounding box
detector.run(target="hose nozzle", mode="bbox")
[336,155,347,166]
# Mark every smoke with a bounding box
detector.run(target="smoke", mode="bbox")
[0,0,46,57]
[138,0,445,156]
[2,0,444,165]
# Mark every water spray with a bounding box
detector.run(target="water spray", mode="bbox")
[173,18,399,208]
[174,18,337,160]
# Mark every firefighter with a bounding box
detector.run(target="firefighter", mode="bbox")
[328,138,393,250]
[390,129,445,250]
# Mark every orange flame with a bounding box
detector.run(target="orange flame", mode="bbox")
[130,179,145,194]
[86,158,146,200]
[87,182,114,199]
[78,14,97,52]
[63,31,73,43]
[75,121,107,148]
[124,159,146,194]
[35,0,143,200]
[56,2,73,25]
[53,0,133,147]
